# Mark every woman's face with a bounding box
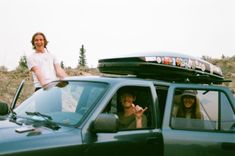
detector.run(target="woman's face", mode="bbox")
[183,95,195,108]
[34,34,45,50]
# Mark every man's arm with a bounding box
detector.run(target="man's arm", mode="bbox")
[132,104,148,128]
[54,64,68,79]
[31,66,47,87]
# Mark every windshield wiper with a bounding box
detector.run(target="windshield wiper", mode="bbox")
[26,111,52,120]
[8,109,24,125]
[25,111,60,130]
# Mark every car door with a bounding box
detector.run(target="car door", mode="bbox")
[82,83,164,156]
[163,84,235,156]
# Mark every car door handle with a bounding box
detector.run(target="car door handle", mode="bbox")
[221,142,235,151]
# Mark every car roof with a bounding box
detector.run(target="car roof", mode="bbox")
[64,75,171,86]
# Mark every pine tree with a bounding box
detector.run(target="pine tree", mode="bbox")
[61,61,65,69]
[18,55,28,69]
[78,44,87,68]
[0,66,7,71]
[221,54,225,59]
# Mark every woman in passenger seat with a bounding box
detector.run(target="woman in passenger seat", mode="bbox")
[117,91,148,130]
[176,90,203,119]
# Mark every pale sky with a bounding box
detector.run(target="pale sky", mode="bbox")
[0,0,234,71]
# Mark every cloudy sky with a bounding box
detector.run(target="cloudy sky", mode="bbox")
[0,0,234,70]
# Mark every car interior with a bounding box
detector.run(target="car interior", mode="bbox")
[103,86,153,129]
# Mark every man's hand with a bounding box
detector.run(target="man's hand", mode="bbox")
[132,104,148,119]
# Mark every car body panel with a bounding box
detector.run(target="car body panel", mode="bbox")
[0,120,83,155]
[0,57,234,156]
[162,83,235,156]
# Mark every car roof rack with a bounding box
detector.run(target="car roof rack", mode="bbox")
[98,52,225,84]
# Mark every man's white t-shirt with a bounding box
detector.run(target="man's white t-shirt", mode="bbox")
[27,50,60,88]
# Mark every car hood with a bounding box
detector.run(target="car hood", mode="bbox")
[0,119,82,155]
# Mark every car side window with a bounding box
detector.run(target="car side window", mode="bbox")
[103,86,153,131]
[171,88,235,132]
[221,92,235,131]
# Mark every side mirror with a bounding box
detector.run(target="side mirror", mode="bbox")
[0,101,9,116]
[92,113,119,133]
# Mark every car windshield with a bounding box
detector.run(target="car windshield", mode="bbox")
[14,81,108,126]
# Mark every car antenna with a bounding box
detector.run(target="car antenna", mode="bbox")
[9,79,25,120]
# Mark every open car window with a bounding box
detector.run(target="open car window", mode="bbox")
[102,86,153,131]
[171,88,235,132]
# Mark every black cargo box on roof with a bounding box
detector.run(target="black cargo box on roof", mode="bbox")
[98,52,224,84]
